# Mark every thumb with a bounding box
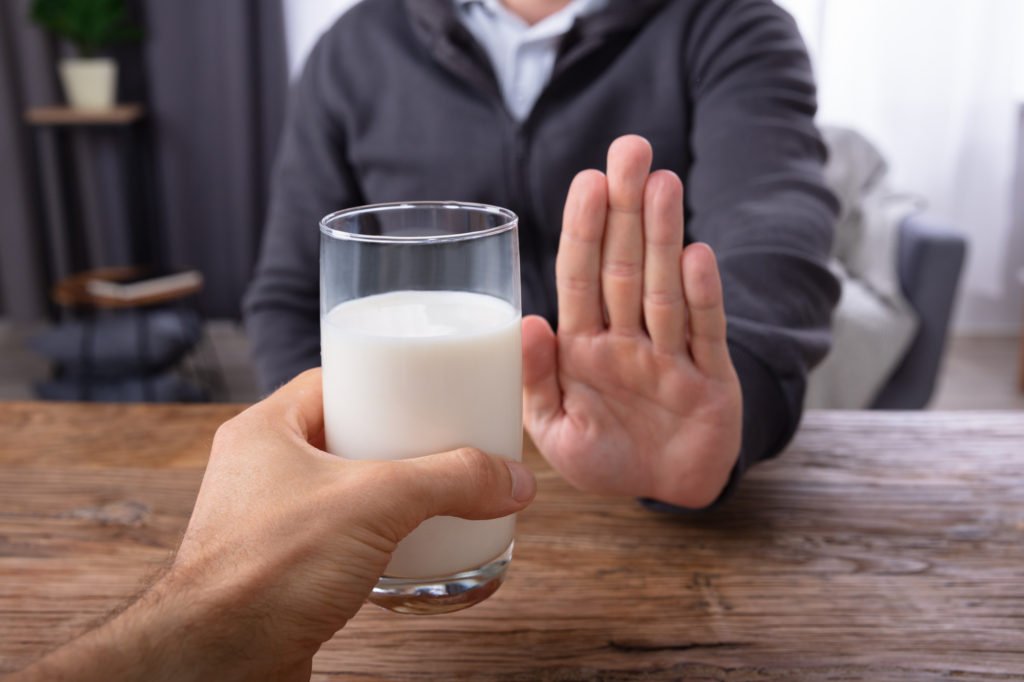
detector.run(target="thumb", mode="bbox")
[522,315,562,430]
[392,448,536,525]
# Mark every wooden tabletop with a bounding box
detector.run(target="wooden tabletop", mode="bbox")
[0,404,1022,680]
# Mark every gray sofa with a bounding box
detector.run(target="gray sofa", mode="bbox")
[870,216,967,409]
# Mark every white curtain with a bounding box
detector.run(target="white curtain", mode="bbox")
[282,0,361,79]
[779,0,1024,333]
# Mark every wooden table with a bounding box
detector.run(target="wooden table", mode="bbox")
[1,405,1022,680]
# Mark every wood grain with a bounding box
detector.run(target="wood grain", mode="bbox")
[24,105,145,127]
[51,266,203,310]
[1,404,1022,680]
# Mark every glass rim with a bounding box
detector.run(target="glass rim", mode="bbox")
[319,201,519,244]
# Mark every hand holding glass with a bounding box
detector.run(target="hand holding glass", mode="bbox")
[320,202,522,614]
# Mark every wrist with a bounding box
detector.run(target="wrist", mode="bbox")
[139,568,313,682]
[651,443,739,509]
[10,577,210,682]
[13,571,309,682]
[91,575,236,682]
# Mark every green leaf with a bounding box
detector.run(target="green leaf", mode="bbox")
[29,0,143,55]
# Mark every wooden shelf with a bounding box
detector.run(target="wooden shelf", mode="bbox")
[52,266,202,310]
[24,104,145,127]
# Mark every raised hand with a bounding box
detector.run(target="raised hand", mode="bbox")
[522,135,743,509]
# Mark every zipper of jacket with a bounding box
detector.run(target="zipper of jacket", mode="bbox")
[504,115,554,319]
[437,19,556,315]
[508,124,530,229]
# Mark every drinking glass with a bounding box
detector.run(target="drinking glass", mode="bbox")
[320,202,522,615]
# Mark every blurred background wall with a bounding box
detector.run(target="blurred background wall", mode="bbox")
[0,0,1021,405]
[0,0,287,320]
[780,0,1024,335]
[2,0,1021,332]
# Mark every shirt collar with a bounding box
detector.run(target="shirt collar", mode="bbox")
[408,0,669,54]
[454,0,610,33]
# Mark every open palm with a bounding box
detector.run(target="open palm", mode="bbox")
[523,136,742,509]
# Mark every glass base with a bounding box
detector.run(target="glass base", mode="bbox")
[369,542,513,615]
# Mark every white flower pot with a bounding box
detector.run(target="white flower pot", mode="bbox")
[58,58,118,110]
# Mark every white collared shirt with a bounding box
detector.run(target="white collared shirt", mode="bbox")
[453,0,609,121]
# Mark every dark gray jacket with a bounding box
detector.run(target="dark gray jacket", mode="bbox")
[244,0,839,501]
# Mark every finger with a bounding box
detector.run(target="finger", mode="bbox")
[396,448,536,522]
[642,170,686,354]
[556,170,608,334]
[603,135,652,334]
[682,244,733,379]
[522,315,562,431]
[255,368,325,445]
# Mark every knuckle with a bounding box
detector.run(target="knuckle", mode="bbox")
[643,288,683,307]
[557,272,597,293]
[686,294,721,312]
[692,327,727,345]
[608,204,643,219]
[212,419,242,447]
[210,420,246,463]
[454,447,495,488]
[602,259,642,279]
[347,463,395,499]
[645,234,682,248]
[564,227,603,246]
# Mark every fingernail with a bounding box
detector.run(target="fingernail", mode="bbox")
[506,461,536,503]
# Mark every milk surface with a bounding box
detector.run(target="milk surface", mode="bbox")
[322,290,522,578]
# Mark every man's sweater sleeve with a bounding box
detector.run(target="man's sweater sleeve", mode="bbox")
[681,0,840,503]
[243,34,363,394]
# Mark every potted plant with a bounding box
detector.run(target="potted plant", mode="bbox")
[30,0,142,110]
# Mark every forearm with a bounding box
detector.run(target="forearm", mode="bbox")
[679,1,838,496]
[12,370,537,682]
[11,574,307,682]
[13,578,204,682]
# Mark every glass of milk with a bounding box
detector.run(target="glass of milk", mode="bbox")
[320,202,522,615]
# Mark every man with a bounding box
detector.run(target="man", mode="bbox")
[11,371,538,681]
[244,0,839,509]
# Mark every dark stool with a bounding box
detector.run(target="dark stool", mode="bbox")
[32,266,221,402]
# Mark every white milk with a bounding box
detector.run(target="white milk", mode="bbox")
[322,290,522,579]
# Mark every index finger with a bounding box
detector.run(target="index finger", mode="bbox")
[258,368,325,445]
[556,170,608,334]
